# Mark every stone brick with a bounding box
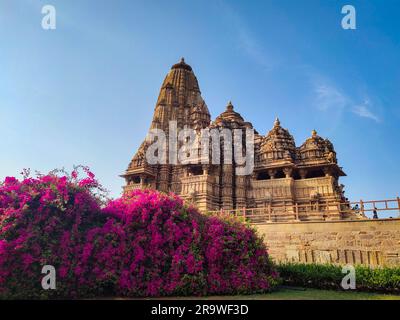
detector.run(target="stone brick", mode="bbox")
[257,219,400,267]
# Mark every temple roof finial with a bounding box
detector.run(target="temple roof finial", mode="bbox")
[274,117,280,127]
[171,57,192,71]
[227,101,234,111]
[312,129,317,137]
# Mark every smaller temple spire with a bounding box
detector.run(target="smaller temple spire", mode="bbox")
[226,101,234,111]
[312,129,317,137]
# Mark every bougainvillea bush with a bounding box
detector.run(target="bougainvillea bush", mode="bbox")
[0,169,278,299]
[0,167,109,298]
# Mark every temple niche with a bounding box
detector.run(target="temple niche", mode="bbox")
[122,58,358,221]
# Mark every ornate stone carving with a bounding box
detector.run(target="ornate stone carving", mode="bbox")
[259,117,296,163]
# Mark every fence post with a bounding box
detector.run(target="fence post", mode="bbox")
[360,199,364,216]
[268,204,272,222]
[397,197,400,217]
[295,203,299,221]
[242,207,246,220]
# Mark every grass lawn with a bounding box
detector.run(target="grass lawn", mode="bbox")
[154,287,400,300]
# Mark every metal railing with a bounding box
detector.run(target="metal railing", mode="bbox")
[208,197,400,224]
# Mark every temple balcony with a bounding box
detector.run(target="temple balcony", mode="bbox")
[123,181,156,193]
[250,178,293,199]
[123,183,142,193]
[294,176,334,195]
[180,174,216,195]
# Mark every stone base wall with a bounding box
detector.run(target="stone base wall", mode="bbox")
[255,219,400,266]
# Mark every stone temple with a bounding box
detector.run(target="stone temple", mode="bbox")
[122,58,357,221]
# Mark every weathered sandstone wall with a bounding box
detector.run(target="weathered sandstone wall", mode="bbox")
[255,219,400,266]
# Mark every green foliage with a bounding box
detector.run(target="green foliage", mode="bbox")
[277,263,400,293]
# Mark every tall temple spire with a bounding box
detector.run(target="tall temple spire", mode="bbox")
[150,58,210,131]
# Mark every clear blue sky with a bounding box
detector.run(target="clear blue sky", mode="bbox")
[1,0,399,216]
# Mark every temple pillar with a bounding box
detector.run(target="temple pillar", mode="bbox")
[235,175,246,208]
[268,169,277,179]
[283,167,293,178]
[158,165,170,192]
[323,167,332,177]
[139,176,144,187]
[299,169,307,179]
[221,164,233,209]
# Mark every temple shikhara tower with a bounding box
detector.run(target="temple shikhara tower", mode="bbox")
[122,58,357,221]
